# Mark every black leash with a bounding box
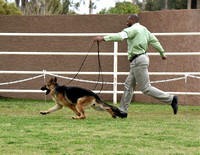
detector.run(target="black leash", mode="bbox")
[93,41,104,93]
[64,42,95,86]
[64,42,104,93]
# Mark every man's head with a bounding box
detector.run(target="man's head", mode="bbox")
[126,14,139,27]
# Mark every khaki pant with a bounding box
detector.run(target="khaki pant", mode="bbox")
[119,54,173,113]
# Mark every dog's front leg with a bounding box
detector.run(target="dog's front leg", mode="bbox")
[40,104,63,115]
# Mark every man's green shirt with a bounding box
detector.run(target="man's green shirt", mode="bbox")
[104,23,165,60]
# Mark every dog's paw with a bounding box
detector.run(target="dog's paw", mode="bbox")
[40,111,48,115]
[112,115,117,119]
[72,116,76,119]
[72,116,86,119]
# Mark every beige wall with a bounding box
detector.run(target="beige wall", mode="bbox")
[0,10,200,105]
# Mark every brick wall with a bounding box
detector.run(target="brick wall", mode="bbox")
[0,10,199,105]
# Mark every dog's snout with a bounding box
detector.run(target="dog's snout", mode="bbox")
[41,85,47,91]
[41,85,50,95]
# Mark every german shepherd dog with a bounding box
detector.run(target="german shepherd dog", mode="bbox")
[40,77,124,119]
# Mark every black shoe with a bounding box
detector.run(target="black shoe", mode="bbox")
[117,110,128,118]
[109,105,128,118]
[171,95,178,115]
[120,112,128,118]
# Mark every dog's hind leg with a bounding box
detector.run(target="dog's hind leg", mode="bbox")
[72,101,86,119]
[40,104,63,115]
[68,105,81,117]
[72,96,95,119]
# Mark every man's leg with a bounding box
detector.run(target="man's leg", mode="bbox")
[119,68,136,113]
[135,55,173,104]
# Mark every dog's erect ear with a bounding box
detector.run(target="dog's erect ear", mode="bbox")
[49,77,57,84]
[54,77,57,83]
[49,78,54,83]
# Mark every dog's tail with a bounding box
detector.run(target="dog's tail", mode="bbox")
[102,102,127,118]
[93,96,127,118]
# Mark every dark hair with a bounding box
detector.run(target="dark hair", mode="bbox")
[129,14,139,22]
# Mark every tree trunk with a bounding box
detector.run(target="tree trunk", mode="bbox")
[32,0,38,14]
[89,0,92,14]
[41,0,45,15]
[142,0,146,11]
[187,0,191,9]
[197,0,200,9]
[15,0,20,8]
[165,0,168,10]
[22,0,28,14]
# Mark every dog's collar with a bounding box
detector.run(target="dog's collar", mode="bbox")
[50,83,59,92]
[53,83,59,89]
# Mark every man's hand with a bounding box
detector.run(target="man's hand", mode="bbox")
[162,56,167,60]
[93,36,104,42]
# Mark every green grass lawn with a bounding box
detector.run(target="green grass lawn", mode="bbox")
[0,98,200,154]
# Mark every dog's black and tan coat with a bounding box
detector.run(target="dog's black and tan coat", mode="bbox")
[40,77,124,119]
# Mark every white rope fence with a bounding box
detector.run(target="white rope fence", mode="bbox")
[1,71,199,120]
[0,71,200,93]
[0,74,44,86]
[0,32,200,105]
[0,71,191,86]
